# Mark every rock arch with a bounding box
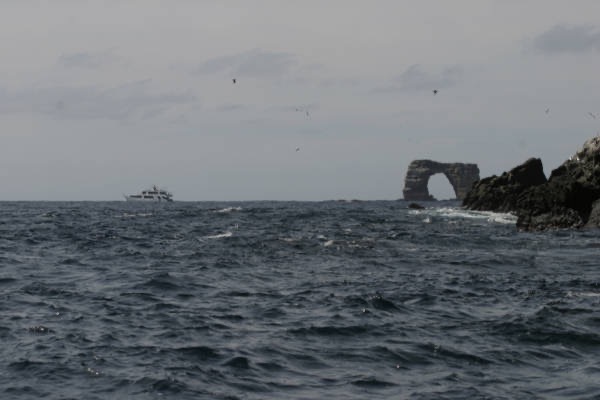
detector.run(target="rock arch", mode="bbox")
[403,160,480,201]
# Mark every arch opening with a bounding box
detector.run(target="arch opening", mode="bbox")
[403,160,480,201]
[428,173,456,200]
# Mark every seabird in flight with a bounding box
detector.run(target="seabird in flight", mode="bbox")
[545,108,550,114]
[589,112,597,119]
[433,89,438,95]
[232,78,236,84]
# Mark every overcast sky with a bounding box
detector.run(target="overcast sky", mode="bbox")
[2,1,600,201]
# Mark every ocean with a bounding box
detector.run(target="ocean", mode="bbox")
[1,200,600,399]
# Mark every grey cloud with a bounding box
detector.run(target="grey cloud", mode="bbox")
[318,77,360,88]
[371,64,463,93]
[195,49,297,78]
[297,63,326,75]
[216,103,246,112]
[532,25,600,53]
[0,80,197,121]
[58,50,119,69]
[276,103,319,113]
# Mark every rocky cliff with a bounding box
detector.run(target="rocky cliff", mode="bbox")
[462,158,547,213]
[463,136,600,230]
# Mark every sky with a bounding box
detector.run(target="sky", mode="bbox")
[2,1,600,201]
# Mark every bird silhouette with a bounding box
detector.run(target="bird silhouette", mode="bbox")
[589,112,596,119]
[232,78,236,84]
[433,89,438,95]
[545,108,550,114]
[296,147,300,152]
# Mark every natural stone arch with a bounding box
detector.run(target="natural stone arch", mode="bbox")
[403,160,480,201]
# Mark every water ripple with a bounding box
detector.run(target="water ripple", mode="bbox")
[1,201,600,399]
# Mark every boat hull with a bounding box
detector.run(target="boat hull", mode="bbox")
[124,195,173,202]
[124,186,173,202]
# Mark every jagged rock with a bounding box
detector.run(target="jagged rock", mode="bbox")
[403,160,480,201]
[585,199,600,228]
[518,206,583,231]
[462,158,547,212]
[515,137,600,230]
[463,136,600,230]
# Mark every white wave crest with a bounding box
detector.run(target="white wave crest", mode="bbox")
[201,231,233,240]
[279,237,300,242]
[120,212,154,218]
[419,207,517,225]
[567,291,600,298]
[215,207,242,213]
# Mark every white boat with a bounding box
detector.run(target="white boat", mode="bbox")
[124,185,173,202]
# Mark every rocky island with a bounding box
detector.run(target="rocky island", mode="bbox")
[463,136,600,231]
[403,160,480,201]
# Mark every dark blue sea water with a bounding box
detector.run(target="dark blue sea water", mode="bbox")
[2,200,600,399]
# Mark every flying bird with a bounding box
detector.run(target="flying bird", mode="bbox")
[296,147,300,152]
[433,89,438,95]
[589,112,597,119]
[294,106,311,118]
[545,108,550,114]
[232,78,236,84]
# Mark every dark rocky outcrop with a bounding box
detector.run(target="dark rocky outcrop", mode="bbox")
[585,199,600,228]
[463,136,600,230]
[462,158,547,212]
[403,160,480,201]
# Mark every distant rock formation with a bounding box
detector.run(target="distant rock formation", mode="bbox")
[463,136,600,230]
[403,160,480,201]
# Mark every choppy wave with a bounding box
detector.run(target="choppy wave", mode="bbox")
[1,200,599,399]
[214,206,243,213]
[201,231,233,240]
[410,206,518,225]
